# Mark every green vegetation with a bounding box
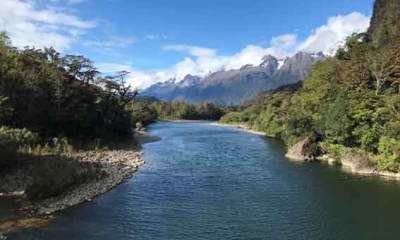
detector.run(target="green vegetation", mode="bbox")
[220,33,400,172]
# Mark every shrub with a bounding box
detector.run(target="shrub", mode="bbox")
[26,156,105,201]
[361,124,380,152]
[0,126,39,167]
[0,126,38,149]
[377,136,400,172]
[328,144,346,163]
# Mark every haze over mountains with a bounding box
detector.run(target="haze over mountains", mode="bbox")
[142,51,326,105]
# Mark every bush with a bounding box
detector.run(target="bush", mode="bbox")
[328,144,346,163]
[377,136,400,172]
[0,126,39,167]
[0,126,38,149]
[26,156,105,201]
[361,124,380,152]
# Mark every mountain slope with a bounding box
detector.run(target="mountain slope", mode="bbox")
[273,52,325,85]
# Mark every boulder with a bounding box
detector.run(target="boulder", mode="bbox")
[341,151,376,174]
[285,137,322,161]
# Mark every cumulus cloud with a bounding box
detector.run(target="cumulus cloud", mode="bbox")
[265,34,298,58]
[298,12,370,53]
[0,0,95,51]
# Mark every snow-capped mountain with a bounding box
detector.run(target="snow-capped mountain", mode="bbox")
[141,51,326,105]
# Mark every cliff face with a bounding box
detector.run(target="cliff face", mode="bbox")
[368,0,400,46]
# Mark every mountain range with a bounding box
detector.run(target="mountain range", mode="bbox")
[141,51,326,105]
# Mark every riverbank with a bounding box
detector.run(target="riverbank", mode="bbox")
[0,145,145,220]
[211,122,266,136]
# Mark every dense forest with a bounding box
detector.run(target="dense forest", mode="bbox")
[221,26,400,171]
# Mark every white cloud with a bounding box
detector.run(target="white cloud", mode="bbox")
[68,0,86,4]
[0,0,95,51]
[164,45,216,57]
[298,12,370,53]
[265,34,298,58]
[146,34,168,40]
[83,36,135,48]
[146,35,158,40]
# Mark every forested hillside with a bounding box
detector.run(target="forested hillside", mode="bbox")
[221,2,400,172]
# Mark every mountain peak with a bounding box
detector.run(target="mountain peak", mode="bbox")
[259,54,279,76]
[260,54,278,67]
[178,74,201,88]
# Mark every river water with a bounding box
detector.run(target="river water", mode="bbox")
[9,122,400,240]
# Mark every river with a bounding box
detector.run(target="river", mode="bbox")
[9,121,400,240]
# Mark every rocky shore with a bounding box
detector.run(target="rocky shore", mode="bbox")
[0,147,145,217]
[286,138,400,179]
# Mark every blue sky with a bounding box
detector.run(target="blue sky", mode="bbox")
[0,0,374,88]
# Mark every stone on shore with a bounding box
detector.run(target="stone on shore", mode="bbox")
[341,151,376,174]
[285,137,321,161]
